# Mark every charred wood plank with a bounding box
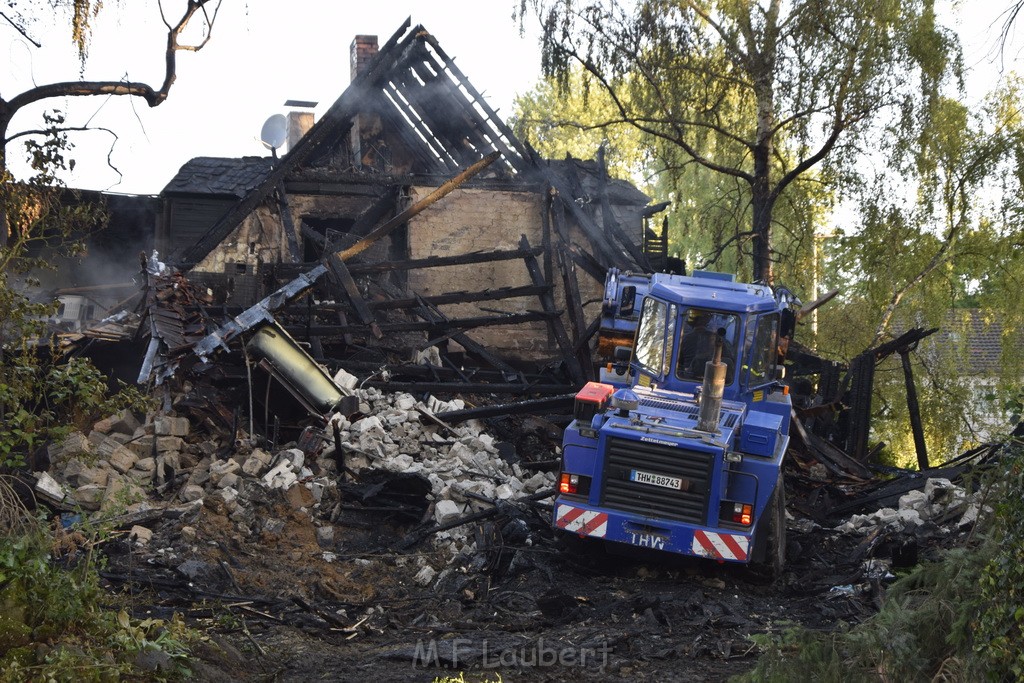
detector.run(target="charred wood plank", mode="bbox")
[410,49,523,171]
[567,243,609,284]
[335,152,500,262]
[366,285,549,311]
[558,248,586,340]
[419,31,533,169]
[414,296,521,376]
[900,348,929,470]
[519,235,584,385]
[526,147,631,269]
[597,145,650,271]
[286,311,554,336]
[300,221,327,254]
[324,254,382,338]
[276,183,302,263]
[558,243,592,379]
[364,381,571,395]
[396,488,555,550]
[435,394,576,423]
[345,245,543,274]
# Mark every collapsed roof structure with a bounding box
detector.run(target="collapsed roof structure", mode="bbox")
[154,20,669,391]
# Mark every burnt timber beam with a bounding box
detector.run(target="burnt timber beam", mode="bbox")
[419,31,533,170]
[285,311,554,336]
[381,80,462,172]
[899,346,929,470]
[411,49,523,170]
[276,184,302,263]
[435,394,577,423]
[548,196,607,284]
[519,235,584,386]
[390,65,476,168]
[282,181,386,196]
[366,285,549,311]
[324,254,382,339]
[345,245,543,274]
[597,145,651,271]
[526,146,635,270]
[259,285,550,316]
[335,152,500,262]
[414,296,521,376]
[364,381,571,395]
[558,244,595,381]
[300,221,327,253]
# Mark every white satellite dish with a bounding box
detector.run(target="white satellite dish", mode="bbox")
[260,114,288,151]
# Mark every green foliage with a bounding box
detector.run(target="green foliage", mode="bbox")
[518,0,962,281]
[0,111,153,469]
[736,439,1024,682]
[0,506,195,681]
[974,441,1024,678]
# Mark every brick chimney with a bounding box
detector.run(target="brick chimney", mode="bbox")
[283,100,317,153]
[350,35,379,80]
[286,111,314,151]
[349,35,385,170]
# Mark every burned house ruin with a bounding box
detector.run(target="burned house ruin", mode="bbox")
[156,21,667,389]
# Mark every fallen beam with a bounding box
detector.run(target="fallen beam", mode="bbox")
[435,394,576,423]
[344,246,544,275]
[284,311,555,336]
[336,151,500,262]
[362,381,572,395]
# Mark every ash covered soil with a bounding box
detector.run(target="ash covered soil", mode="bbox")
[49,388,979,683]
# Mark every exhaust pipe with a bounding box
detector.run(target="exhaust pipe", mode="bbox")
[697,337,726,433]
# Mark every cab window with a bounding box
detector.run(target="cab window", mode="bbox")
[744,314,779,387]
[676,308,739,383]
[634,298,675,378]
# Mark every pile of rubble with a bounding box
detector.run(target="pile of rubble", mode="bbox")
[33,381,556,573]
[833,477,987,534]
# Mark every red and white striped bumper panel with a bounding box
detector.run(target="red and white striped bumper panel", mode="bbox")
[555,504,608,538]
[691,530,749,561]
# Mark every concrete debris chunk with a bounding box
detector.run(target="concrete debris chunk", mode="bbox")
[153,415,190,437]
[74,484,106,511]
[180,484,204,503]
[434,499,462,525]
[133,457,156,473]
[316,526,335,548]
[209,458,241,485]
[49,432,92,464]
[333,368,359,392]
[129,525,153,546]
[413,565,437,586]
[63,459,109,488]
[34,472,66,504]
[108,410,142,436]
[107,446,139,474]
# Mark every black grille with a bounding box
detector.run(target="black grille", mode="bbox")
[640,396,700,418]
[638,396,739,429]
[600,437,714,524]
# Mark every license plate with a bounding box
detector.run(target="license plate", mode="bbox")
[630,469,682,490]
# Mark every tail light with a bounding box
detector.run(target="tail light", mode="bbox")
[558,473,592,497]
[720,501,753,526]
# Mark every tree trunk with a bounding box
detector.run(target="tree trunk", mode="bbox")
[751,159,772,284]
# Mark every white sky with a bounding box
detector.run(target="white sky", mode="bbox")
[1,1,542,195]
[1,1,1019,197]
